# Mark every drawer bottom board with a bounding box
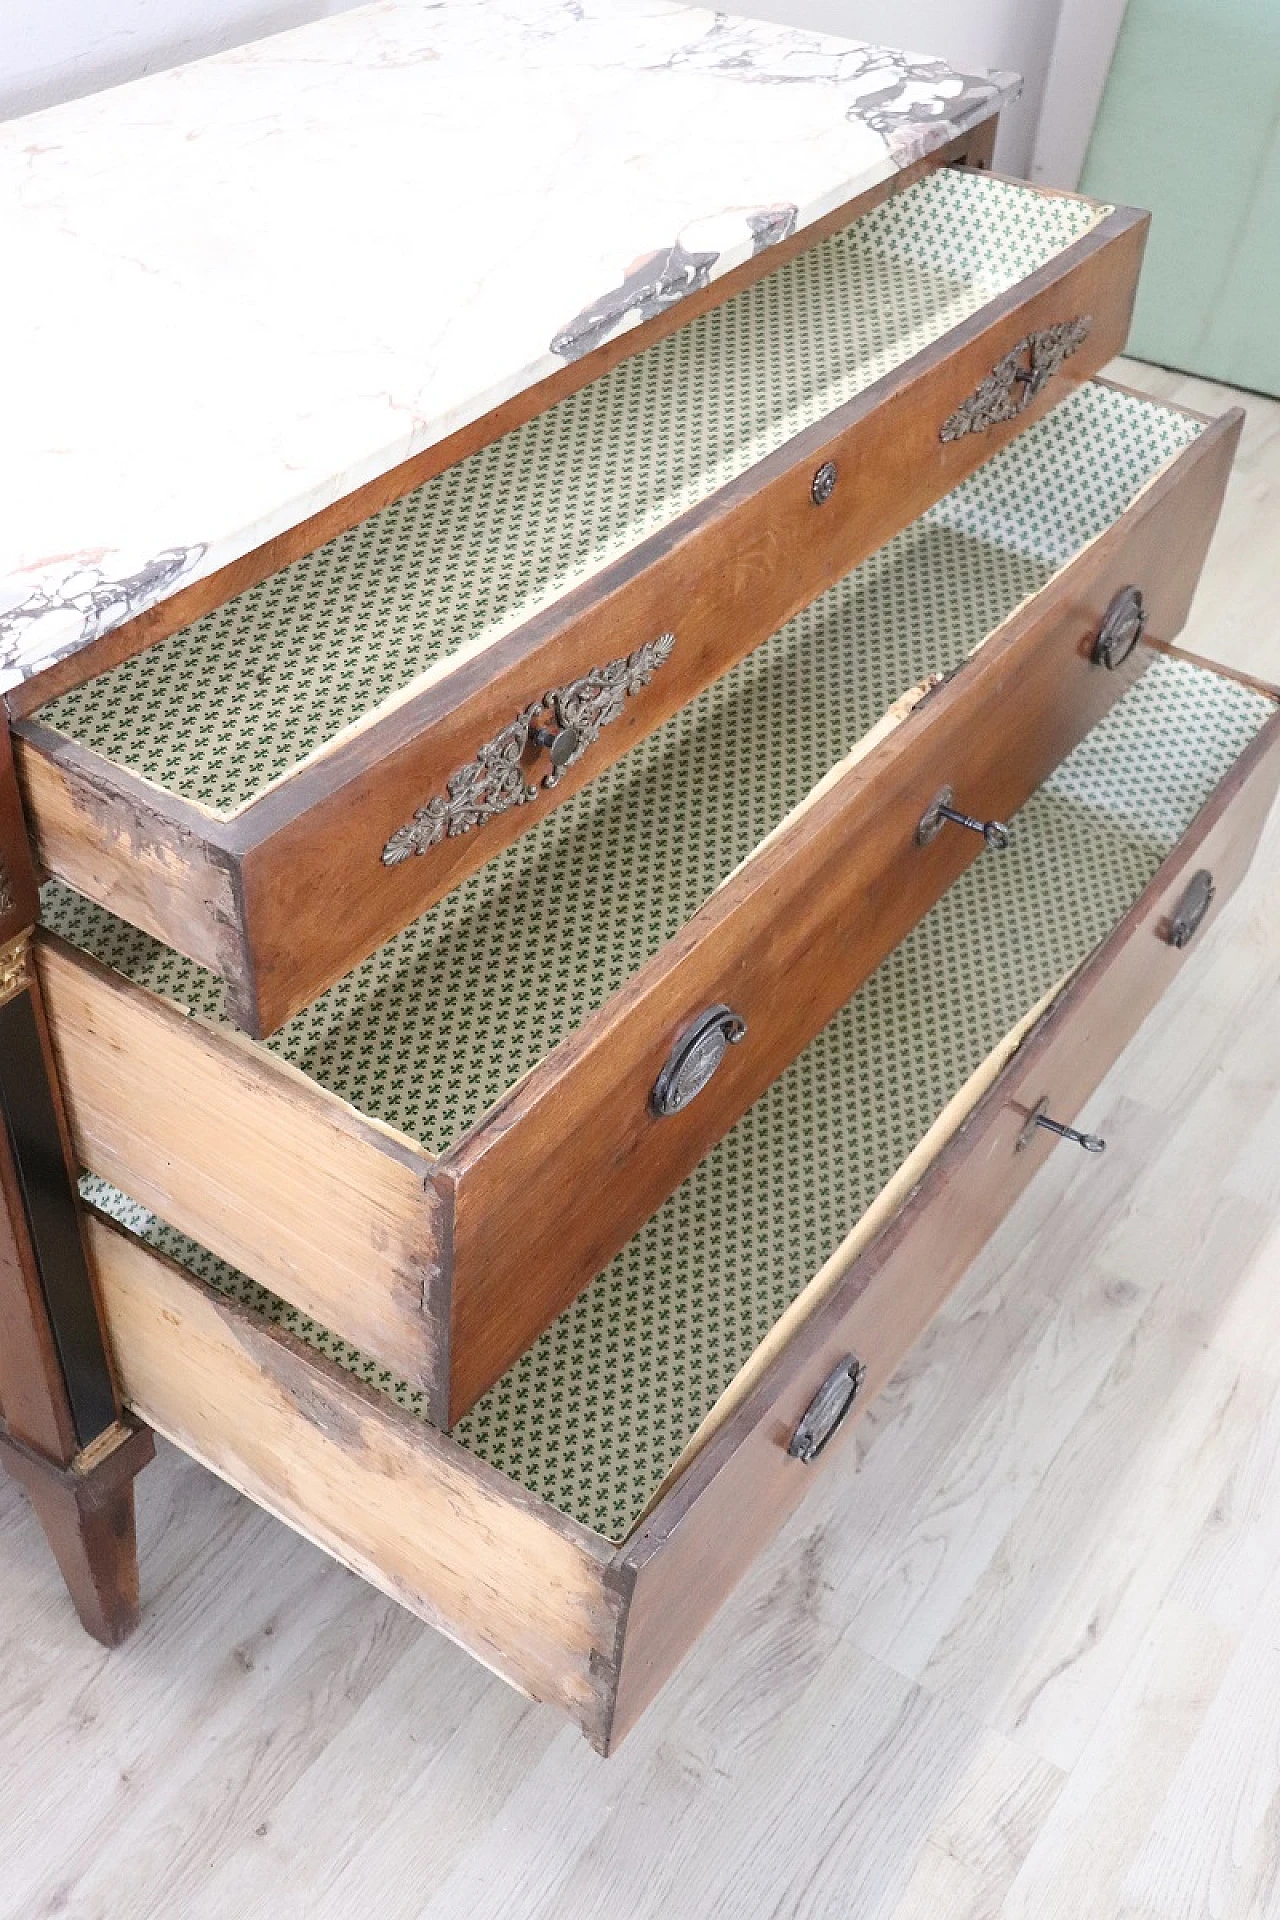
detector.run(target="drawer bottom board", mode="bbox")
[84,652,1274,1546]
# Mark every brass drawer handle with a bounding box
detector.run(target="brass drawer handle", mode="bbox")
[1093,585,1147,670]
[939,316,1093,441]
[917,786,1010,852]
[381,631,676,865]
[788,1354,867,1463]
[1168,868,1215,948]
[1017,1095,1106,1154]
[651,1005,746,1117]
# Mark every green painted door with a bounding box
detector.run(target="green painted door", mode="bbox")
[1079,0,1280,396]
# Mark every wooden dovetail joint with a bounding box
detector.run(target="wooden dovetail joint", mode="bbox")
[0,929,32,1007]
[381,631,676,865]
[939,317,1093,441]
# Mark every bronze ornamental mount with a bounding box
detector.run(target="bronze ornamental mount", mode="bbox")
[940,317,1093,441]
[382,631,676,865]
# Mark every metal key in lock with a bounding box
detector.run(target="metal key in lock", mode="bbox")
[916,785,1010,852]
[1017,1095,1106,1155]
[931,801,1010,851]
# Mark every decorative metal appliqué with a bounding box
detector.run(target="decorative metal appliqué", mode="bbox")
[381,631,677,866]
[939,317,1093,441]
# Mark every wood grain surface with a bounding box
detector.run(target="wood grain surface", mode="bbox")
[13,179,1145,1037]
[33,404,1237,1427]
[35,936,449,1407]
[87,1213,621,1748]
[441,405,1237,1414]
[3,359,1279,1919]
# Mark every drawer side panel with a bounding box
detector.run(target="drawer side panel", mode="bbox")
[17,736,244,985]
[38,937,449,1407]
[87,1212,619,1747]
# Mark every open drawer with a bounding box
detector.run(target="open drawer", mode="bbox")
[80,649,1280,1751]
[35,385,1242,1423]
[14,169,1147,1035]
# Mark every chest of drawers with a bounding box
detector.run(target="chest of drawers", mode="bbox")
[1,2,1274,1755]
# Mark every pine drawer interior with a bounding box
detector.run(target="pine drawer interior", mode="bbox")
[39,382,1219,1414]
[43,380,1199,1162]
[84,652,1275,1542]
[33,171,1110,817]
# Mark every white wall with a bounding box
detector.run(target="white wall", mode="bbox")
[1028,0,1128,187]
[0,0,362,121]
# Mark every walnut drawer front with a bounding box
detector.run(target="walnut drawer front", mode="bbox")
[81,650,1280,1752]
[15,169,1147,1037]
[36,385,1241,1425]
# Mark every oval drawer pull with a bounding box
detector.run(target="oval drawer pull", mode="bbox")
[1093,585,1147,671]
[1167,868,1215,948]
[917,786,1010,852]
[651,1005,746,1117]
[381,631,676,865]
[1017,1095,1106,1155]
[788,1354,868,1463]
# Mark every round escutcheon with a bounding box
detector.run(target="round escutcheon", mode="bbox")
[811,460,838,506]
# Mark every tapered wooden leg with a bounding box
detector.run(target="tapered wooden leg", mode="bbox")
[0,706,153,1644]
[0,1424,154,1645]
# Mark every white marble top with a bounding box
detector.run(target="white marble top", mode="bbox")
[0,0,1016,685]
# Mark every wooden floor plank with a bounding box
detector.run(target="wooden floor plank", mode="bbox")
[525,1655,980,1920]
[1169,1383,1280,1633]
[883,1727,1065,1920]
[916,1276,1264,1770]
[844,1176,1158,1680]
[1208,1215,1280,1382]
[1113,1557,1280,1920]
[999,1600,1237,1920]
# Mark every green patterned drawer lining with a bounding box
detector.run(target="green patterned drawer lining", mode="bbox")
[38,170,1109,816]
[41,385,1202,1162]
[83,657,1275,1542]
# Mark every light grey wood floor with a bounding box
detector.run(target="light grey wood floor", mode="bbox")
[3,358,1279,1920]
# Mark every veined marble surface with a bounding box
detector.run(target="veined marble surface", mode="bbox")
[0,0,1017,684]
